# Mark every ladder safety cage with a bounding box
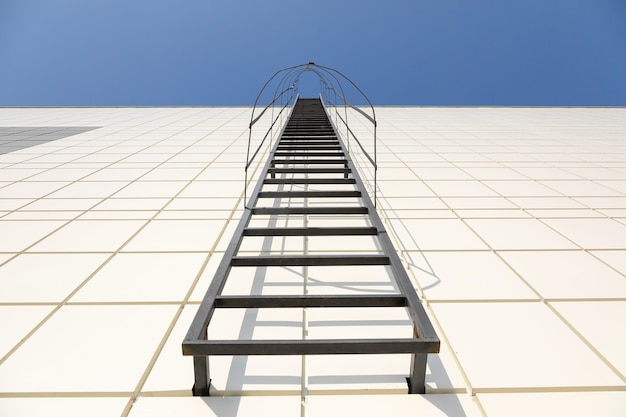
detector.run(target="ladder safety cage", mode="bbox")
[183,63,439,396]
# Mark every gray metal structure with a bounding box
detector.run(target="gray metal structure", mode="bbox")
[182,62,440,396]
[183,66,439,396]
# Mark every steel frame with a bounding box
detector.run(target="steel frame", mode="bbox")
[183,98,439,396]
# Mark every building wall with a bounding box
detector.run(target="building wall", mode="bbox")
[0,107,624,416]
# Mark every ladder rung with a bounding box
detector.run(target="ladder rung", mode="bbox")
[287,129,330,132]
[280,135,337,141]
[251,207,369,215]
[278,141,339,146]
[267,168,350,174]
[286,119,329,121]
[284,129,334,132]
[263,178,356,184]
[282,134,335,137]
[215,295,406,308]
[184,338,439,356]
[258,190,361,198]
[274,152,343,157]
[243,227,377,236]
[278,146,341,150]
[272,159,347,165]
[232,255,390,267]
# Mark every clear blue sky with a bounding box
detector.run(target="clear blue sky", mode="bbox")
[1,0,625,106]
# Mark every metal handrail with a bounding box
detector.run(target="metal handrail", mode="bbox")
[245,66,300,205]
[245,62,378,206]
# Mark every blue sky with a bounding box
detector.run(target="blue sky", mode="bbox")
[1,0,625,106]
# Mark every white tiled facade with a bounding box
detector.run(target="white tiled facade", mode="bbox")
[0,107,625,416]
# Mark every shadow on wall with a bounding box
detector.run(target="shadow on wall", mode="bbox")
[375,191,440,291]
[0,127,99,154]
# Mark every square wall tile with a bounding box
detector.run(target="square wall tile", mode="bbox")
[482,180,561,197]
[0,253,13,265]
[0,220,65,251]
[78,210,155,220]
[442,197,518,209]
[30,220,146,252]
[478,392,626,417]
[306,354,410,392]
[84,168,151,181]
[47,181,128,198]
[378,197,449,211]
[142,306,196,393]
[0,398,128,417]
[590,250,626,275]
[552,301,626,376]
[431,302,622,389]
[305,394,481,417]
[513,167,583,180]
[412,167,474,180]
[509,196,586,209]
[426,180,499,197]
[573,196,626,209]
[140,168,203,181]
[220,265,307,296]
[0,198,33,211]
[207,308,302,341]
[4,210,80,220]
[128,396,301,417]
[424,339,469,392]
[413,251,537,301]
[376,180,436,197]
[178,181,243,198]
[123,219,225,252]
[307,265,398,295]
[208,355,302,393]
[112,181,188,198]
[165,197,240,211]
[541,180,623,197]
[26,168,97,182]
[307,307,412,340]
[21,198,102,211]
[0,305,54,358]
[387,219,487,251]
[542,218,626,249]
[237,235,305,254]
[0,253,108,302]
[0,305,177,392]
[71,252,205,302]
[93,198,169,211]
[500,251,626,299]
[0,181,67,198]
[464,219,578,250]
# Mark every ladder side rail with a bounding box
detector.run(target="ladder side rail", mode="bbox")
[249,86,295,128]
[183,113,294,396]
[246,100,294,171]
[325,104,439,345]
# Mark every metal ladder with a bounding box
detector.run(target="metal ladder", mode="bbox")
[183,97,439,395]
